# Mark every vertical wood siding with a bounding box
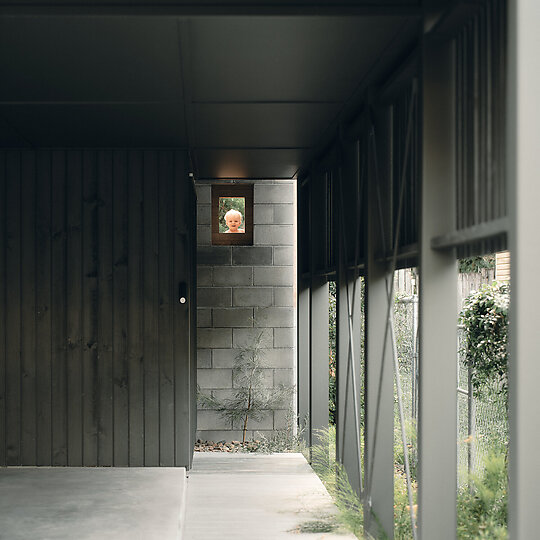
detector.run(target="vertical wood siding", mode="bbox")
[0,149,195,467]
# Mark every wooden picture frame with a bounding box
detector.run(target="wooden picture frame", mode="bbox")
[211,184,254,245]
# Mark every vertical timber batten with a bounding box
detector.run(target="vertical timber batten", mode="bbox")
[418,36,458,539]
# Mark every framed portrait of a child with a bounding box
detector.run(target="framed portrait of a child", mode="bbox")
[211,184,254,245]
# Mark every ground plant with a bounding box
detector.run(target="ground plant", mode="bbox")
[198,332,292,443]
[310,426,365,538]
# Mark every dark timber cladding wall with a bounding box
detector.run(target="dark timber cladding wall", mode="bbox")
[0,149,196,468]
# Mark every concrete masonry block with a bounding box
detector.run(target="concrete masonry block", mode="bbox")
[197,349,212,368]
[233,368,273,388]
[254,183,294,204]
[197,287,232,307]
[273,246,295,266]
[197,246,231,266]
[213,307,254,328]
[197,204,211,225]
[211,389,238,402]
[197,308,212,328]
[233,287,273,307]
[196,430,245,443]
[253,267,294,286]
[254,307,294,328]
[195,184,211,204]
[274,409,293,430]
[274,327,295,348]
[197,328,232,349]
[197,368,233,389]
[261,348,294,368]
[197,410,232,430]
[273,287,294,307]
[273,204,295,225]
[197,266,212,286]
[213,266,253,287]
[233,415,273,431]
[231,246,272,266]
[212,348,238,368]
[197,389,215,409]
[197,225,211,246]
[274,368,294,387]
[233,328,273,348]
[254,225,294,246]
[253,204,274,224]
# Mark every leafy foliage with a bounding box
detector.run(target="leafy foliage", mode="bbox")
[459,255,495,273]
[198,332,292,443]
[329,281,337,425]
[459,283,509,401]
[457,452,508,539]
[310,426,365,538]
[247,409,306,453]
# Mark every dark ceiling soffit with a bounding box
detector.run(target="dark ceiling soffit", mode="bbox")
[424,1,482,39]
[296,19,421,184]
[176,19,197,174]
[0,2,422,17]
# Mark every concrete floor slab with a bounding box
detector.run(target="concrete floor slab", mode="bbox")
[184,453,357,540]
[0,467,186,540]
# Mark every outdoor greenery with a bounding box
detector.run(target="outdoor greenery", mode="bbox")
[329,281,337,425]
[459,283,510,402]
[308,425,508,539]
[459,255,495,274]
[457,452,508,539]
[319,270,509,539]
[310,426,365,538]
[198,332,292,442]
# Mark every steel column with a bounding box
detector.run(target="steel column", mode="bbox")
[310,277,329,447]
[364,111,394,538]
[507,0,540,537]
[337,272,364,494]
[298,280,311,447]
[418,37,458,539]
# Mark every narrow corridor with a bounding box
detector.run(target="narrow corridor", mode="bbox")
[183,453,356,539]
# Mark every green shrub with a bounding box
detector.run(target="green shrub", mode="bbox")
[198,331,292,442]
[311,426,365,538]
[459,283,509,401]
[457,452,508,539]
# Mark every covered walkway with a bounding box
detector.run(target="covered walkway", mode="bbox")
[184,453,356,540]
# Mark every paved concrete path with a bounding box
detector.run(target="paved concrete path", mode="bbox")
[183,453,357,540]
[0,467,186,540]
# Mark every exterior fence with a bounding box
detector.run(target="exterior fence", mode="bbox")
[393,267,506,488]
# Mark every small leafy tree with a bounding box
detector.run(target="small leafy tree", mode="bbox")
[459,283,510,401]
[199,332,292,443]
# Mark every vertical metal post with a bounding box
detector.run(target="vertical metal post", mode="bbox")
[298,280,311,447]
[418,36,458,539]
[507,0,540,537]
[337,271,363,494]
[467,366,475,478]
[310,277,329,448]
[364,110,394,538]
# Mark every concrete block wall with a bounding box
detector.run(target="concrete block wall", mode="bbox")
[195,181,296,442]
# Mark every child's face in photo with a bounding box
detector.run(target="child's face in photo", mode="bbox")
[226,213,242,232]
